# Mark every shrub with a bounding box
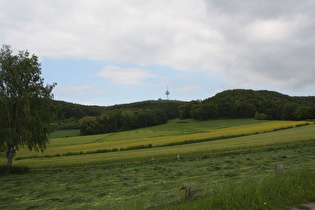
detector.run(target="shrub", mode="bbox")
[0,165,30,175]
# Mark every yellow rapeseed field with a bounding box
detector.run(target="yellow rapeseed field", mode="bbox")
[36,121,311,156]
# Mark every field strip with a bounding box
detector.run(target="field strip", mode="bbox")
[58,121,312,149]
[15,120,312,158]
[8,123,315,168]
[29,141,315,171]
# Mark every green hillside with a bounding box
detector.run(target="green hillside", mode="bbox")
[52,89,315,135]
[180,89,315,120]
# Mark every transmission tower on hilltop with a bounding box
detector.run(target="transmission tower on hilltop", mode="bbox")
[165,86,170,100]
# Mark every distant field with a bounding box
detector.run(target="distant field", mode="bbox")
[50,118,267,142]
[13,119,310,159]
[2,119,314,169]
[49,129,80,138]
[15,119,268,156]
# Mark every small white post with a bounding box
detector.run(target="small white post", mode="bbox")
[275,164,284,173]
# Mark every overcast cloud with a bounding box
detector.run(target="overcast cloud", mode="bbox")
[1,0,315,104]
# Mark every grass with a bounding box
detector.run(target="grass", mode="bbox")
[48,129,80,138]
[165,169,315,210]
[10,119,269,159]
[11,119,312,161]
[1,119,315,209]
[1,144,315,209]
[6,122,315,169]
[49,119,267,145]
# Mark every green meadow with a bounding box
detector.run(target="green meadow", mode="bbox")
[1,143,315,209]
[5,119,314,169]
[8,119,270,162]
[1,119,315,209]
[48,129,81,138]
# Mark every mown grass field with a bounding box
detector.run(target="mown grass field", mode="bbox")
[10,119,312,163]
[1,143,315,209]
[48,129,80,138]
[1,119,315,209]
[6,122,315,169]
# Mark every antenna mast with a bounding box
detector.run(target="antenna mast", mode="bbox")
[165,86,170,100]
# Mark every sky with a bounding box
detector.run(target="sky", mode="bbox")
[1,0,315,106]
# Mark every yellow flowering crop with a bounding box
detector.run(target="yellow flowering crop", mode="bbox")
[43,121,311,155]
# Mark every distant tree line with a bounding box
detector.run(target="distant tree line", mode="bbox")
[53,100,106,120]
[179,89,315,121]
[79,100,182,135]
[52,100,183,131]
[53,89,315,135]
[50,101,106,130]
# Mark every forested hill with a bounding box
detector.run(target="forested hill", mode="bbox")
[53,100,106,120]
[180,89,315,121]
[53,89,315,134]
[54,100,184,120]
[52,100,185,132]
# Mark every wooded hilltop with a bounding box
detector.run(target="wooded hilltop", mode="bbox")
[53,89,315,135]
[181,89,315,120]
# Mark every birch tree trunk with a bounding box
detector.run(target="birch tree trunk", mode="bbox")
[6,143,15,175]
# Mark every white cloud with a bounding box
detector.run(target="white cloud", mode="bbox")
[247,19,292,42]
[1,0,315,95]
[97,65,157,85]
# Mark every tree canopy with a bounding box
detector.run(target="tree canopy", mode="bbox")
[78,100,182,135]
[180,89,315,121]
[0,45,56,174]
[56,89,315,136]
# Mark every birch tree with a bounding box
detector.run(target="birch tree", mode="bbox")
[0,45,56,174]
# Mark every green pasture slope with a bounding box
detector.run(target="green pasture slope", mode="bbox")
[9,119,269,165]
[1,119,315,209]
[49,118,265,142]
[48,129,80,138]
[7,119,315,169]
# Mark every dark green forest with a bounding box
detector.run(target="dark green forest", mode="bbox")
[53,100,184,135]
[180,89,315,121]
[53,89,315,135]
[78,100,182,135]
